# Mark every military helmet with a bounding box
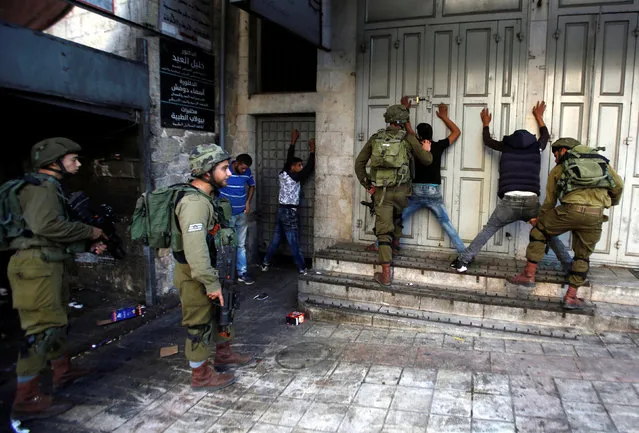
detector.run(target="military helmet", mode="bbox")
[384,104,410,124]
[189,143,230,177]
[551,137,580,151]
[31,137,82,169]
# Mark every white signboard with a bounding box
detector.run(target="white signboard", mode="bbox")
[160,0,213,51]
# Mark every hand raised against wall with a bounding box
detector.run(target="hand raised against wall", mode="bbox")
[480,108,492,127]
[291,129,301,145]
[436,103,449,119]
[309,138,316,153]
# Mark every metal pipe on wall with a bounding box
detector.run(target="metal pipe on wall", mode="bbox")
[219,0,227,149]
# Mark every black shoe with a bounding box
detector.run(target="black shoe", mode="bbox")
[450,258,468,273]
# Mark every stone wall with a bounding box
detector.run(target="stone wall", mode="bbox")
[227,0,358,254]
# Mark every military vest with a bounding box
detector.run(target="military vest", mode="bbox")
[557,144,616,199]
[369,128,411,187]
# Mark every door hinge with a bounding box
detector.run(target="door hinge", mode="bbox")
[517,31,525,42]
[455,35,463,45]
[359,42,367,53]
[357,133,365,142]
[633,27,639,38]
[615,240,622,250]
[394,39,400,49]
[624,137,634,146]
[493,33,501,43]
[553,29,561,40]
[356,219,363,228]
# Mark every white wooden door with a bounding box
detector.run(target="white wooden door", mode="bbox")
[550,13,639,265]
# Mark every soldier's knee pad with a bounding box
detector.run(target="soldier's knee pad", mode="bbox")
[529,226,547,244]
[187,323,213,347]
[25,327,67,357]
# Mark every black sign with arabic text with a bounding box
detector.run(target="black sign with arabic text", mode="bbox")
[160,38,215,131]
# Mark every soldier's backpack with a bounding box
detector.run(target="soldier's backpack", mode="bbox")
[557,144,616,199]
[0,174,48,250]
[369,128,411,187]
[130,184,201,249]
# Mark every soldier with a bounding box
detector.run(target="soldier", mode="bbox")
[355,104,433,286]
[173,144,253,390]
[7,138,107,420]
[508,138,624,309]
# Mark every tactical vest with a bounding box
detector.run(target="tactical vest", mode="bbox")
[369,128,411,187]
[557,145,616,199]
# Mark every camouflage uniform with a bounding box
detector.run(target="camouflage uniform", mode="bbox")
[355,105,433,283]
[510,138,624,309]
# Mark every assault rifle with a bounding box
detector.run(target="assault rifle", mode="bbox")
[361,200,375,218]
[207,229,240,337]
[68,191,126,259]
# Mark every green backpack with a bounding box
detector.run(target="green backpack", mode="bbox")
[557,145,616,199]
[130,184,202,249]
[369,128,411,187]
[0,174,50,250]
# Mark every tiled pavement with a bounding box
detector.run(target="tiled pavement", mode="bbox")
[22,267,639,433]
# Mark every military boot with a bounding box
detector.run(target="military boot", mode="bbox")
[51,355,90,389]
[214,341,255,369]
[12,377,72,421]
[374,264,392,286]
[562,286,585,310]
[507,262,537,287]
[191,362,236,390]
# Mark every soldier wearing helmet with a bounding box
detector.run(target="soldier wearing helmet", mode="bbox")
[172,143,253,392]
[6,138,107,420]
[354,103,433,286]
[508,137,624,310]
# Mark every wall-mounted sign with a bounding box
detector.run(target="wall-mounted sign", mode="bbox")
[230,0,326,49]
[160,0,213,51]
[160,38,215,131]
[77,0,114,13]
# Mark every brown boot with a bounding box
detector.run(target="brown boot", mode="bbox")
[214,341,255,368]
[365,242,378,252]
[507,262,537,287]
[374,264,392,286]
[191,362,236,390]
[51,355,90,389]
[12,377,72,421]
[562,286,585,310]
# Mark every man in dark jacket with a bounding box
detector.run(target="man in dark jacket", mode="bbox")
[451,102,572,272]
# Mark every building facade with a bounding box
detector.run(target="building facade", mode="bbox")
[2,0,638,303]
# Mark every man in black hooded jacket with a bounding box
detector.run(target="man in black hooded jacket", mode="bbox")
[451,102,572,272]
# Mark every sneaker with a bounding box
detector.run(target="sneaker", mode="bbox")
[450,258,468,273]
[260,263,269,272]
[298,268,309,275]
[237,273,255,285]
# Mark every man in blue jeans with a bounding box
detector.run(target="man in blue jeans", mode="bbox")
[261,129,315,274]
[402,103,465,253]
[219,153,256,284]
[451,102,572,273]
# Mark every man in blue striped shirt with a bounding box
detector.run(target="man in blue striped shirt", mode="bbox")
[219,154,256,284]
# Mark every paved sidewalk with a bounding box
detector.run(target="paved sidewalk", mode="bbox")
[23,266,639,433]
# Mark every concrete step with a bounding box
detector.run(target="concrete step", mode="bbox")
[299,270,639,334]
[314,242,639,307]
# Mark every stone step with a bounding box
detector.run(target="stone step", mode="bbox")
[298,270,639,334]
[314,242,639,307]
